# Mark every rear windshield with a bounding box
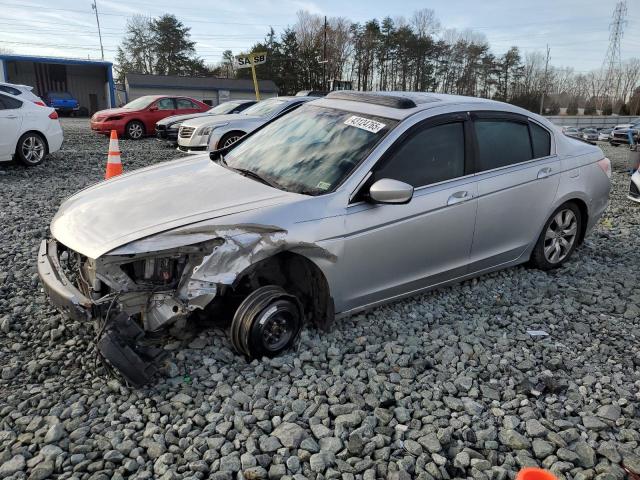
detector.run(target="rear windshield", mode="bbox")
[49,92,73,99]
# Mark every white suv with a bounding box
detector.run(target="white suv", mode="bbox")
[0,91,63,165]
[0,81,45,106]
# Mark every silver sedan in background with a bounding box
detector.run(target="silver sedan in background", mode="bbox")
[38,91,611,385]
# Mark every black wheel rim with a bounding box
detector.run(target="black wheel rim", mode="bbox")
[257,304,296,352]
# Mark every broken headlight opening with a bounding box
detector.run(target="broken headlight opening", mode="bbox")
[120,256,187,287]
[87,239,223,386]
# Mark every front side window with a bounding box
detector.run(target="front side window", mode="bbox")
[374,122,465,187]
[474,120,532,171]
[224,105,396,195]
[0,93,22,110]
[156,98,175,110]
[177,98,199,109]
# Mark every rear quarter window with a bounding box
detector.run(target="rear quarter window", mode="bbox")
[530,122,551,158]
[0,93,23,110]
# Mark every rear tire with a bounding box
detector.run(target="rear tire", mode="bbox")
[530,202,582,270]
[125,120,145,140]
[15,132,47,166]
[230,285,303,359]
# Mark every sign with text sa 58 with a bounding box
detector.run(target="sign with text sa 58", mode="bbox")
[235,52,267,69]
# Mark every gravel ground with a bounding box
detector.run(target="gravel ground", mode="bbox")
[0,118,639,480]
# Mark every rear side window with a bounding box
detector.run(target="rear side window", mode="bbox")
[177,98,200,109]
[375,122,465,187]
[0,85,21,96]
[474,120,532,171]
[530,122,551,158]
[0,93,23,110]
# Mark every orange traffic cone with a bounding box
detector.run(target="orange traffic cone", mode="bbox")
[517,468,557,480]
[105,130,123,179]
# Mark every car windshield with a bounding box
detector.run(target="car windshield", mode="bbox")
[224,105,397,195]
[241,98,288,117]
[50,92,72,99]
[123,96,156,110]
[208,102,241,114]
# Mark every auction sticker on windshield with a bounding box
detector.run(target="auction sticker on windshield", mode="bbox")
[344,116,386,133]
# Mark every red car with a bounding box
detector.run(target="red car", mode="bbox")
[90,95,209,139]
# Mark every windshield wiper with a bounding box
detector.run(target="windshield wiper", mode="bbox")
[233,167,282,189]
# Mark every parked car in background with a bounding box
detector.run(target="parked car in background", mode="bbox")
[563,127,581,138]
[598,128,612,141]
[610,123,640,146]
[0,91,63,166]
[90,95,209,139]
[0,82,45,106]
[156,99,256,145]
[38,91,611,385]
[582,128,599,141]
[44,91,80,116]
[178,96,315,153]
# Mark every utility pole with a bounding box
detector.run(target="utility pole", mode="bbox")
[91,0,105,60]
[323,16,327,91]
[539,44,550,115]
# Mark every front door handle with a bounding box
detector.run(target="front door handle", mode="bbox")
[447,190,472,205]
[537,167,552,179]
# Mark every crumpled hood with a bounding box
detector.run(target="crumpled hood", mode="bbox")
[51,155,297,259]
[182,113,258,128]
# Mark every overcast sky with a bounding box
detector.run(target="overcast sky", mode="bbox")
[0,0,638,73]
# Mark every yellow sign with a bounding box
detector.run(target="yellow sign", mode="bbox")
[235,52,267,101]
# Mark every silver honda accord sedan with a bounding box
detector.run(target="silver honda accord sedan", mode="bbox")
[38,91,611,385]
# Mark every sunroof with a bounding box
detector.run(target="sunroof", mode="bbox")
[325,91,420,109]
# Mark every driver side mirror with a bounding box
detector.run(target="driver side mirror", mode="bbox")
[148,105,159,112]
[368,178,414,204]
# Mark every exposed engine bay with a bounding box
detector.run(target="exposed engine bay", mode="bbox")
[41,224,334,386]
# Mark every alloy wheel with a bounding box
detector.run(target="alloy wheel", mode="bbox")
[128,123,143,139]
[543,209,578,264]
[21,135,45,164]
[223,135,240,148]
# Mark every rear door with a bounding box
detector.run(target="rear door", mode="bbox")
[0,94,24,160]
[468,112,559,271]
[176,98,203,114]
[341,113,478,311]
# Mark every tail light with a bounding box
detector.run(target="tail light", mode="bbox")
[34,101,46,106]
[597,158,611,179]
[48,111,59,120]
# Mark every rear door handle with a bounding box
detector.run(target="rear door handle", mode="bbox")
[447,190,472,205]
[5,115,18,119]
[537,167,552,179]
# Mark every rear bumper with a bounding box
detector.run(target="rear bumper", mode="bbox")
[37,239,93,322]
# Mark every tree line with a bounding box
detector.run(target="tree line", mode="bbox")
[115,11,640,115]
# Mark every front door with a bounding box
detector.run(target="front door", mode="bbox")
[340,115,478,312]
[0,94,23,160]
[468,113,560,271]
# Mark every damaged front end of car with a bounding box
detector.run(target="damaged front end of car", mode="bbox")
[38,224,335,386]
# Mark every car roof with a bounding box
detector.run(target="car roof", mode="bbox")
[310,91,536,121]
